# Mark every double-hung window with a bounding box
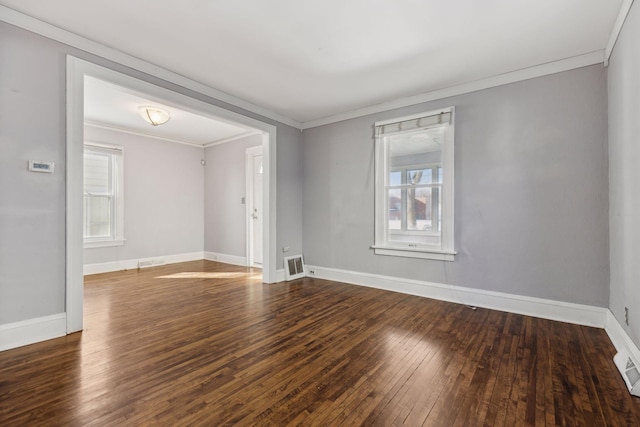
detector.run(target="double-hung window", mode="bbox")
[83,143,124,248]
[374,107,455,261]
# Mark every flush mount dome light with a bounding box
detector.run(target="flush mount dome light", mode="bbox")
[138,106,170,126]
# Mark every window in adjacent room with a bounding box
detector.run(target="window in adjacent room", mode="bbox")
[373,107,455,261]
[83,142,124,248]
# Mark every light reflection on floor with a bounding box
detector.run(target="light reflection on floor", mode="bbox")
[79,289,113,412]
[384,329,439,364]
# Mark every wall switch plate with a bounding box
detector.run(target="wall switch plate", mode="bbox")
[241,197,246,204]
[28,160,55,173]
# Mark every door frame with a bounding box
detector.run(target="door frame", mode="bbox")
[66,56,278,333]
[245,145,263,267]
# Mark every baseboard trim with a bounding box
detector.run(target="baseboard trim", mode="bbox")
[306,265,608,328]
[0,313,67,352]
[203,251,247,267]
[605,310,640,364]
[84,251,205,275]
[273,268,286,283]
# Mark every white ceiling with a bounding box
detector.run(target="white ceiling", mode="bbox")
[84,77,254,146]
[1,0,624,125]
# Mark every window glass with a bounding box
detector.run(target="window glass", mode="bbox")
[407,168,432,184]
[84,151,110,194]
[83,144,123,246]
[86,196,111,237]
[389,170,402,186]
[387,189,401,230]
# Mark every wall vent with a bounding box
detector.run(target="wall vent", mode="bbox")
[138,259,166,269]
[614,350,640,397]
[284,254,305,281]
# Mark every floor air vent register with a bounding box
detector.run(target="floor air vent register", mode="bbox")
[284,255,305,281]
[614,349,640,397]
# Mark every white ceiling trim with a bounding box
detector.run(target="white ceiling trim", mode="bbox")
[85,121,205,148]
[204,130,262,148]
[302,50,605,130]
[604,0,635,66]
[0,5,302,129]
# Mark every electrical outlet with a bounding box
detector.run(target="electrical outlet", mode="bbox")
[282,246,290,253]
[625,307,630,326]
[308,270,315,275]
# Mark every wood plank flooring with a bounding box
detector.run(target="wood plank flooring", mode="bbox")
[1,260,639,426]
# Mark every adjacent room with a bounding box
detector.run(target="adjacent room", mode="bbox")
[1,0,640,425]
[81,76,266,276]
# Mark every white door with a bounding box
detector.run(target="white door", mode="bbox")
[247,146,263,266]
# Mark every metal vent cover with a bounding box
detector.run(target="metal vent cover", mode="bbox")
[614,350,640,397]
[284,255,305,281]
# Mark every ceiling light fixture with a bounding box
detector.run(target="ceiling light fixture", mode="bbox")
[138,106,171,126]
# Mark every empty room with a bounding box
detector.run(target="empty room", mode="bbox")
[1,1,640,425]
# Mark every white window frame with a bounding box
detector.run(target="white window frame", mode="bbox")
[83,142,125,248]
[373,107,456,261]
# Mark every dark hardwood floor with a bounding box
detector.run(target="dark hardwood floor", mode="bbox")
[1,260,639,426]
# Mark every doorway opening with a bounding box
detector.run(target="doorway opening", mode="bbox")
[246,145,263,267]
[66,57,277,333]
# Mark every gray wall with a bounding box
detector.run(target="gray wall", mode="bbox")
[0,21,302,325]
[83,127,204,265]
[302,65,609,307]
[276,125,304,265]
[204,134,261,257]
[608,2,640,346]
[0,24,66,324]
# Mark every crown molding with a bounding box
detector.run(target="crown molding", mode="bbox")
[204,130,262,148]
[604,0,635,66]
[84,120,206,148]
[86,119,259,148]
[301,50,604,129]
[0,5,303,130]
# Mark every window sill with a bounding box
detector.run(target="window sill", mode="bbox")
[372,245,456,261]
[84,238,125,249]
[389,230,440,237]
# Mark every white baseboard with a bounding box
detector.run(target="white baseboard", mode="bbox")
[84,251,205,275]
[273,268,286,283]
[84,259,137,275]
[203,251,247,267]
[0,313,67,352]
[605,311,640,364]
[306,265,608,328]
